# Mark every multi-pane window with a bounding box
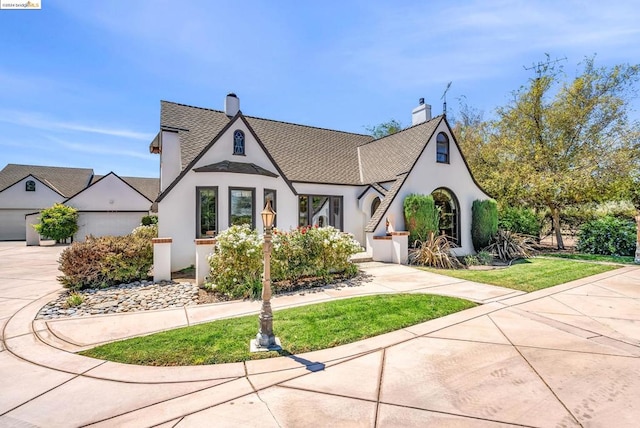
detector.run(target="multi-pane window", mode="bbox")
[196,187,217,238]
[233,130,245,155]
[25,180,36,191]
[298,195,343,230]
[264,189,277,227]
[436,132,449,163]
[229,187,255,228]
[432,188,459,244]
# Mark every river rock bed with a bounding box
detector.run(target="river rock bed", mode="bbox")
[36,281,200,320]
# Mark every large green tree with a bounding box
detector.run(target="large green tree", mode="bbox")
[457,57,640,249]
[365,119,403,138]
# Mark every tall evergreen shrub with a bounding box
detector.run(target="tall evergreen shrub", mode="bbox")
[471,199,498,251]
[403,194,439,247]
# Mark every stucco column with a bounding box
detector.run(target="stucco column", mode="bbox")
[152,238,172,282]
[391,231,409,264]
[195,238,216,286]
[25,213,41,246]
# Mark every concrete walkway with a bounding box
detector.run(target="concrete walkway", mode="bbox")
[1,242,639,427]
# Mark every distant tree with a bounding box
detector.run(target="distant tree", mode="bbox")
[366,119,403,138]
[455,56,640,250]
[33,203,78,243]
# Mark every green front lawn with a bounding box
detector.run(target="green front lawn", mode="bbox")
[80,294,475,366]
[420,257,620,292]
[541,253,635,264]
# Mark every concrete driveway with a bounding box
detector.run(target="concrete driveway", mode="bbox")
[1,242,639,427]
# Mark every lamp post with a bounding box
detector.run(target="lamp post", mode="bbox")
[251,200,281,352]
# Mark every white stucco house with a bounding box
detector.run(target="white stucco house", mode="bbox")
[151,94,491,270]
[0,164,159,242]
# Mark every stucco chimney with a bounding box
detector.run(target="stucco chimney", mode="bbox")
[225,93,239,117]
[411,98,432,125]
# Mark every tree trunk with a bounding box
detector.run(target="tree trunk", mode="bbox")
[551,207,565,250]
[635,211,640,264]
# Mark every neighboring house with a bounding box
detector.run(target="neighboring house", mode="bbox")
[0,164,92,240]
[64,172,159,241]
[151,94,490,270]
[0,164,159,241]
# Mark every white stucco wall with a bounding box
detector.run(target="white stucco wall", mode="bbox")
[65,173,152,211]
[0,176,63,210]
[158,119,298,270]
[368,121,490,256]
[0,176,64,240]
[160,130,181,192]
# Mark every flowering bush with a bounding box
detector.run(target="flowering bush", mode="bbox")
[132,223,158,241]
[205,225,362,299]
[206,225,264,299]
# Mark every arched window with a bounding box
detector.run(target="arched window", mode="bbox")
[432,188,459,244]
[370,197,381,217]
[436,132,449,163]
[233,130,245,155]
[25,180,36,191]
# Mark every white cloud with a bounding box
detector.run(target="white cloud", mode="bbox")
[45,135,155,160]
[326,0,640,89]
[0,109,153,141]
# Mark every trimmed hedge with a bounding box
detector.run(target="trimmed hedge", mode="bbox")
[576,216,636,256]
[471,199,498,251]
[403,194,439,247]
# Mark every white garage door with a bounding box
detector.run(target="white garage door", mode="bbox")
[0,209,32,241]
[75,212,147,241]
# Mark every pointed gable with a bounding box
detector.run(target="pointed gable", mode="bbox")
[358,117,442,184]
[0,164,93,197]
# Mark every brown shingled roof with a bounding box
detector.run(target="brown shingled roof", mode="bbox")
[0,164,93,197]
[358,117,442,184]
[160,101,373,185]
[365,173,409,233]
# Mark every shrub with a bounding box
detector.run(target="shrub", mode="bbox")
[498,205,542,238]
[576,216,636,256]
[471,199,498,251]
[132,223,158,241]
[409,234,463,269]
[205,225,362,299]
[33,203,78,242]
[403,194,439,247]
[58,233,153,290]
[141,215,158,226]
[206,225,264,299]
[485,229,536,261]
[65,292,84,308]
[476,250,494,265]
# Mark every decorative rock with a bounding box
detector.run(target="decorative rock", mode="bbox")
[36,281,202,320]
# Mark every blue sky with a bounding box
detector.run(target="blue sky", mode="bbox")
[1,0,639,178]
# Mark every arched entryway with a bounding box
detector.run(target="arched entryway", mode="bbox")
[431,188,460,245]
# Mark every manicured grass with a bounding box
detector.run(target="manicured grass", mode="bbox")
[542,253,635,264]
[80,294,475,366]
[420,257,620,292]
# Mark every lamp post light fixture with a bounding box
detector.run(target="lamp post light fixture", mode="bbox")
[250,200,282,352]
